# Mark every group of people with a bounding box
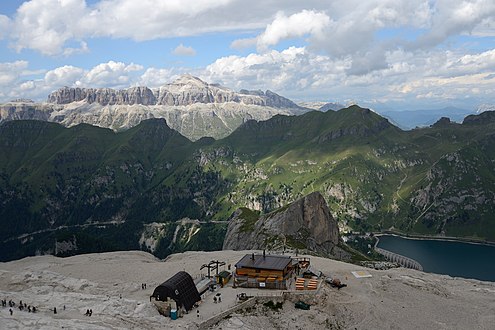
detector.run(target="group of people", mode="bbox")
[141,283,147,290]
[2,299,37,316]
[84,309,93,316]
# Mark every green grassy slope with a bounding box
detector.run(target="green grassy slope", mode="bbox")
[1,107,495,260]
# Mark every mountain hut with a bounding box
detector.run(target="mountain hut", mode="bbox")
[234,253,294,289]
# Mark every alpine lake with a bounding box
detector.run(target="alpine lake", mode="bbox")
[376,234,495,282]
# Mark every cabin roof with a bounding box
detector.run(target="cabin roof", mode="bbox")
[235,254,292,271]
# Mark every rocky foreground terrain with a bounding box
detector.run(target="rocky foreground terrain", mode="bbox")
[1,250,494,329]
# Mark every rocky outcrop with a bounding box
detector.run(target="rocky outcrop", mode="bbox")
[264,90,300,108]
[223,192,345,258]
[47,86,157,105]
[155,75,239,106]
[47,75,302,109]
[432,117,454,128]
[463,110,495,125]
[0,102,56,122]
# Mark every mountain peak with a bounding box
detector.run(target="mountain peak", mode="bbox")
[432,116,453,128]
[169,74,209,87]
[222,191,343,258]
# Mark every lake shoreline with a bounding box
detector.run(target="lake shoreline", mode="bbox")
[374,230,495,247]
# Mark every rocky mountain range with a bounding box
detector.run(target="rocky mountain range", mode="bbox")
[0,75,306,140]
[46,75,300,108]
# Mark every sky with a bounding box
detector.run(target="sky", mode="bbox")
[0,0,495,111]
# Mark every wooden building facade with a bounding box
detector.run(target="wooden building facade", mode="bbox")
[234,253,294,289]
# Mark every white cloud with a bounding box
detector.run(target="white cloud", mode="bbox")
[463,49,495,67]
[0,61,146,102]
[203,42,495,107]
[0,61,29,86]
[204,47,349,93]
[62,41,90,57]
[172,44,197,56]
[19,80,36,92]
[6,0,493,65]
[0,15,11,39]
[5,0,424,56]
[255,10,330,51]
[82,61,144,88]
[85,0,235,40]
[139,68,181,87]
[230,37,257,50]
[44,65,85,86]
[308,1,431,59]
[11,0,88,55]
[412,0,495,49]
[409,72,495,101]
[8,0,235,55]
[228,2,438,76]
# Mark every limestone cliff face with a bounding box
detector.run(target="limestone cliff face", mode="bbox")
[223,192,343,258]
[46,75,302,109]
[0,102,56,122]
[47,86,157,105]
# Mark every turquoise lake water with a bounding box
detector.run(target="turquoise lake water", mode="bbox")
[376,235,495,282]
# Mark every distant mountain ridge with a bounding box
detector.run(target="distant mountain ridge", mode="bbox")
[47,75,301,108]
[0,75,307,141]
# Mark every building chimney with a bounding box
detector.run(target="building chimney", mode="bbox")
[263,249,266,258]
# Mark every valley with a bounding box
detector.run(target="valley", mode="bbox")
[1,104,495,261]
